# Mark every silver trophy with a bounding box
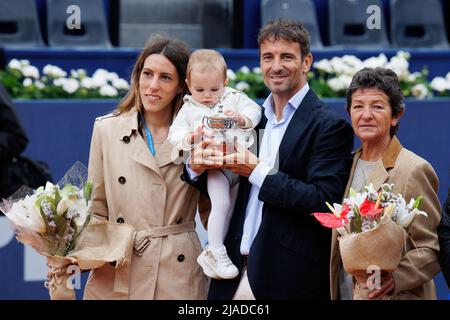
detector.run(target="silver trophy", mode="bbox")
[202,103,237,155]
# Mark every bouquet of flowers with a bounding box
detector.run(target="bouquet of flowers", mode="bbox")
[312,183,427,299]
[0,162,135,300]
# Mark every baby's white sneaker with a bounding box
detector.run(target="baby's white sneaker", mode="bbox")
[197,245,239,280]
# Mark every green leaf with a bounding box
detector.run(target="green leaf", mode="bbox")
[83,181,93,202]
[349,207,362,233]
[413,196,423,209]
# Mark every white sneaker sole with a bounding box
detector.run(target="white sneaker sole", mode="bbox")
[196,254,239,280]
[197,254,222,279]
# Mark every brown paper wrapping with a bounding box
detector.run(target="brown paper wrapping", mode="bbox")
[44,219,135,300]
[339,214,406,300]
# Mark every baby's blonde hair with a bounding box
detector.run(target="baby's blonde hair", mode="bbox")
[186,49,227,82]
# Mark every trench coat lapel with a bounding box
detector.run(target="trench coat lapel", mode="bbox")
[116,108,162,175]
[367,161,389,191]
[130,138,161,174]
[155,139,179,168]
[367,136,403,190]
[343,136,403,196]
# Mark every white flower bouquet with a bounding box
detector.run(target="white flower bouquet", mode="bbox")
[0,162,135,300]
[312,183,427,299]
[1,180,92,256]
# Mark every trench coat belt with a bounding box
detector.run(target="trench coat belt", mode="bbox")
[133,221,196,255]
[113,221,196,299]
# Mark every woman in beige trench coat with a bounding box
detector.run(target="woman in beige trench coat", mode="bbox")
[83,35,209,299]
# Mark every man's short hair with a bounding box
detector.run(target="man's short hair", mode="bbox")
[257,19,311,59]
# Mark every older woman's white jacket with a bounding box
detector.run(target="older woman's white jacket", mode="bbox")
[168,87,261,151]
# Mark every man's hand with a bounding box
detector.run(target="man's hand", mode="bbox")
[219,142,260,177]
[189,139,225,175]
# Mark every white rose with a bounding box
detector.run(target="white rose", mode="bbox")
[20,59,30,67]
[22,65,40,79]
[330,57,354,75]
[112,78,130,90]
[239,66,250,74]
[226,69,236,81]
[446,72,450,83]
[62,78,80,94]
[71,69,79,78]
[411,84,429,99]
[92,68,110,79]
[81,77,94,89]
[43,64,67,78]
[386,56,410,80]
[43,64,53,75]
[341,55,363,70]
[314,59,333,74]
[430,77,449,92]
[8,59,22,70]
[99,84,118,97]
[92,69,109,88]
[407,72,422,82]
[327,75,352,92]
[106,72,119,82]
[362,53,388,69]
[35,81,45,89]
[53,78,65,87]
[23,78,33,87]
[396,51,411,60]
[252,67,261,74]
[77,69,87,78]
[235,81,250,91]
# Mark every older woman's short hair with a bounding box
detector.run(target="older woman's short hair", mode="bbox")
[346,67,405,136]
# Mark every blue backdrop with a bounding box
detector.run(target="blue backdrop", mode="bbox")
[0,98,449,299]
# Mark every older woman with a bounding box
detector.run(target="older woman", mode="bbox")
[330,67,441,300]
[82,35,209,299]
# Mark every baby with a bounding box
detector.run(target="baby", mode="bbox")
[168,49,261,279]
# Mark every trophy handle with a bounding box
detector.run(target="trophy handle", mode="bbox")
[202,115,209,129]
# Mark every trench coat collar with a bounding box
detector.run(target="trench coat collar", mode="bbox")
[117,108,178,176]
[344,135,403,196]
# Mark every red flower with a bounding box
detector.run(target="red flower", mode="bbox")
[359,198,383,218]
[312,213,345,228]
[312,204,351,229]
[340,204,351,221]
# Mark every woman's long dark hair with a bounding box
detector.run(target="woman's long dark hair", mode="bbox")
[117,35,190,117]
